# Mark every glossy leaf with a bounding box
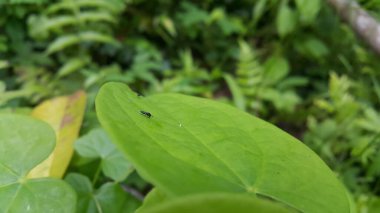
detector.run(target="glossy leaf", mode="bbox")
[138,193,293,213]
[75,128,133,181]
[28,91,86,178]
[96,83,351,213]
[0,114,76,213]
[65,173,140,213]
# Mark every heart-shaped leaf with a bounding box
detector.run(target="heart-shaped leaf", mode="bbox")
[0,114,76,212]
[138,193,293,213]
[75,128,133,182]
[96,82,351,213]
[65,173,140,213]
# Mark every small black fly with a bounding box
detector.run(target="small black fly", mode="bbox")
[140,110,152,118]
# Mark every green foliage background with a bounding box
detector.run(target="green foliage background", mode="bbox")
[1,0,380,212]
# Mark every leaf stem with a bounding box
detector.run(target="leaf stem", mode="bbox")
[92,161,102,186]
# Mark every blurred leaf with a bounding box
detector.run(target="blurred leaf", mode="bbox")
[277,77,308,90]
[177,2,209,27]
[301,38,329,59]
[0,114,76,213]
[276,1,297,37]
[7,0,47,4]
[260,89,300,112]
[46,34,80,54]
[356,107,380,133]
[0,81,5,93]
[65,173,140,213]
[29,12,117,39]
[75,128,133,182]
[263,55,289,85]
[253,0,268,25]
[57,57,90,78]
[136,189,168,213]
[295,0,321,24]
[46,32,119,54]
[159,16,176,37]
[0,60,9,69]
[224,74,246,111]
[46,0,124,15]
[28,91,86,178]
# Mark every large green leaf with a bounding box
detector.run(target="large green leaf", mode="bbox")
[0,114,76,213]
[96,82,351,213]
[139,193,293,213]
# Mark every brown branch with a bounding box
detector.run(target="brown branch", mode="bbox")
[327,0,380,55]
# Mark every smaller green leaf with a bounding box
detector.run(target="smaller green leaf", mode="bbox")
[78,11,117,24]
[224,74,246,111]
[75,128,133,181]
[0,114,76,213]
[177,2,209,27]
[79,31,120,47]
[46,0,123,15]
[0,60,9,69]
[253,0,268,25]
[138,193,293,213]
[65,173,141,213]
[295,0,321,24]
[263,55,289,85]
[276,1,297,37]
[46,35,80,55]
[46,32,120,54]
[57,57,90,78]
[0,81,5,93]
[301,38,329,59]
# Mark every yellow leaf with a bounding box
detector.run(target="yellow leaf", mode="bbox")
[28,91,86,178]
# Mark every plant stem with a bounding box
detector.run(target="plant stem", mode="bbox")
[92,161,102,186]
[120,183,145,201]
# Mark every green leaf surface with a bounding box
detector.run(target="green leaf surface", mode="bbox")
[96,82,351,213]
[75,128,133,182]
[263,55,289,85]
[0,114,76,213]
[276,2,297,37]
[224,74,246,111]
[136,188,168,213]
[138,193,293,213]
[252,0,268,25]
[57,57,89,78]
[295,0,321,24]
[65,173,140,213]
[46,32,119,54]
